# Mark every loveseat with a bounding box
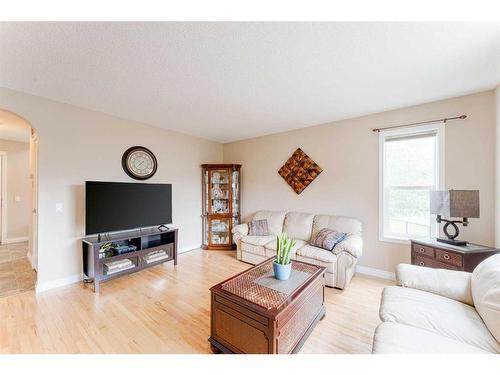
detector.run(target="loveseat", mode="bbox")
[231,210,363,289]
[372,254,500,354]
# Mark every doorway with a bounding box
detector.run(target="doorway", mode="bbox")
[0,109,38,297]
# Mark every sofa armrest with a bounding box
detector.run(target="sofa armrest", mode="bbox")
[333,234,362,258]
[232,223,249,244]
[396,264,473,306]
[232,223,248,236]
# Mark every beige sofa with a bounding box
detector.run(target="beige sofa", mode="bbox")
[231,210,362,289]
[372,254,500,354]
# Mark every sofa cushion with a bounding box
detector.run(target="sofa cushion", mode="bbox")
[240,241,266,256]
[248,219,270,236]
[264,239,306,256]
[240,235,276,257]
[283,212,315,241]
[310,228,347,251]
[380,286,500,353]
[373,322,491,354]
[312,215,362,239]
[297,244,337,263]
[471,254,500,343]
[296,245,337,274]
[252,210,286,235]
[296,255,335,274]
[241,235,276,247]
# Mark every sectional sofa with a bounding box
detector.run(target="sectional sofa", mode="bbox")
[231,210,363,289]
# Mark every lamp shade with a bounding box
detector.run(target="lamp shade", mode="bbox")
[430,190,480,218]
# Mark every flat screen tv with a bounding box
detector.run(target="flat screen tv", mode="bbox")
[85,181,172,235]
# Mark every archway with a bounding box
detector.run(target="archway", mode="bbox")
[0,108,38,296]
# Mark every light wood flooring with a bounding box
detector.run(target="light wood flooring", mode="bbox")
[0,249,392,354]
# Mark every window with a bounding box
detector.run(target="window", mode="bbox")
[379,122,444,242]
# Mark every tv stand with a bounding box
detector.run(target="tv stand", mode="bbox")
[82,227,178,293]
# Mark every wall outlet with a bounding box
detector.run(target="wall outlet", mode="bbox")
[56,203,63,213]
[15,195,21,202]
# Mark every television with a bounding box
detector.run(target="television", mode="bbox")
[85,181,172,235]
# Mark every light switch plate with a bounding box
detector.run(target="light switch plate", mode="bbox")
[56,203,63,212]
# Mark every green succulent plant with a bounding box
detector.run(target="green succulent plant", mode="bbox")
[276,232,295,265]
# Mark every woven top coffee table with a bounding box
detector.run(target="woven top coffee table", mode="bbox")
[209,257,326,354]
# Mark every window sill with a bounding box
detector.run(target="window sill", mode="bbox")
[379,236,411,245]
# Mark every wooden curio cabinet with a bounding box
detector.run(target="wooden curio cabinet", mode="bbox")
[202,164,241,250]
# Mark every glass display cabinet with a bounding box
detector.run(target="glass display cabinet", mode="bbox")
[202,164,241,250]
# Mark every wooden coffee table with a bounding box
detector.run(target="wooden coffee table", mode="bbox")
[209,258,326,354]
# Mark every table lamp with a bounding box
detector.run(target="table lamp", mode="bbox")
[430,190,479,246]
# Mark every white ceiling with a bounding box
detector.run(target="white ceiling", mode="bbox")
[0,22,499,143]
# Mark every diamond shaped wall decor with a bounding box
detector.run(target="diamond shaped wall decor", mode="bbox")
[278,148,322,194]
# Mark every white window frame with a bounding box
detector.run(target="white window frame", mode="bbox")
[379,122,445,244]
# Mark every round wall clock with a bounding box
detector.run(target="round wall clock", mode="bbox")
[121,146,158,180]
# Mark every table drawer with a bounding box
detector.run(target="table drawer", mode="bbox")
[435,249,463,267]
[414,255,458,270]
[412,243,434,258]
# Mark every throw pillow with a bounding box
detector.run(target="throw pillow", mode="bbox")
[310,228,347,251]
[248,219,270,236]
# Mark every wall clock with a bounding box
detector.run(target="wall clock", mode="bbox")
[121,146,158,180]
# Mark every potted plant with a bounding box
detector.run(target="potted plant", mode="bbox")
[273,232,295,280]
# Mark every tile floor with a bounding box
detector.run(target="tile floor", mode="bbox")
[0,242,36,297]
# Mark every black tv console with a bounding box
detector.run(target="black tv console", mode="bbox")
[82,227,178,293]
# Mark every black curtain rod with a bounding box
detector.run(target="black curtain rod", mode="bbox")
[372,115,467,133]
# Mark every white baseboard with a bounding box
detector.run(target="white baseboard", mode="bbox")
[2,236,29,244]
[36,273,82,294]
[356,265,396,281]
[178,246,201,254]
[35,248,199,294]
[26,251,37,270]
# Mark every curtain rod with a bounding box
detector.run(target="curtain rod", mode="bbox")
[372,115,467,133]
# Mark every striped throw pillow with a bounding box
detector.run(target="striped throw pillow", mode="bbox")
[310,228,347,251]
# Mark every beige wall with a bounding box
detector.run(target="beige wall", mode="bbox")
[0,87,223,288]
[0,85,495,286]
[0,139,30,240]
[223,91,496,273]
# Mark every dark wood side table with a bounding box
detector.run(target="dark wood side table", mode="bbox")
[411,238,499,272]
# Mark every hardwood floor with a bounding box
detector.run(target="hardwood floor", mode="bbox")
[0,249,392,354]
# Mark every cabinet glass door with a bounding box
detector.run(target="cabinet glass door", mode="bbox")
[203,169,209,215]
[202,215,208,247]
[210,169,230,214]
[209,218,231,245]
[231,169,240,225]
